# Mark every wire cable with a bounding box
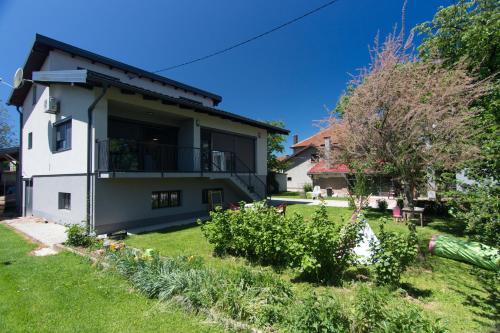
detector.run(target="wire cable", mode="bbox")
[153,0,340,73]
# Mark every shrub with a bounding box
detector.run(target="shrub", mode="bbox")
[303,183,313,193]
[65,224,93,247]
[291,293,350,333]
[200,201,305,267]
[201,203,364,283]
[377,199,388,211]
[297,205,365,283]
[351,285,388,333]
[382,303,448,333]
[370,218,418,287]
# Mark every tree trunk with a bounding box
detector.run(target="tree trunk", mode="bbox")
[403,182,414,209]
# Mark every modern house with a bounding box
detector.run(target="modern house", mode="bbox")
[282,124,394,197]
[8,34,288,234]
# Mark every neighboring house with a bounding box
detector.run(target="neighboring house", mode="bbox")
[0,147,19,208]
[282,125,350,194]
[8,34,288,234]
[282,124,394,197]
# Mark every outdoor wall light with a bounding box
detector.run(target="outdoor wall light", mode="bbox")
[195,119,200,127]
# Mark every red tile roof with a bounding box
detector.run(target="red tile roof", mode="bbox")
[292,123,344,149]
[308,160,350,174]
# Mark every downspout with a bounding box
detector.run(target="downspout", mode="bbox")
[86,85,108,234]
[15,106,22,216]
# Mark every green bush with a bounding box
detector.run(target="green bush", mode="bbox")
[370,218,418,287]
[377,199,388,211]
[65,224,93,247]
[291,293,350,333]
[303,183,313,193]
[201,203,364,283]
[200,202,305,267]
[297,205,365,283]
[351,285,388,333]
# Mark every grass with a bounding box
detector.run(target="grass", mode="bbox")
[0,224,224,333]
[125,204,498,333]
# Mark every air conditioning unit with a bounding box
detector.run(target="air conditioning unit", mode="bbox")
[44,97,59,114]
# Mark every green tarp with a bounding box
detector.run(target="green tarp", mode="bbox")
[429,235,499,271]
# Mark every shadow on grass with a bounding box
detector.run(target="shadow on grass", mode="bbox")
[447,267,499,329]
[400,282,433,299]
[134,222,200,236]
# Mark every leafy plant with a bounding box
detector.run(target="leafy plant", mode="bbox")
[291,293,350,333]
[297,205,365,284]
[377,199,388,211]
[351,285,388,333]
[370,218,418,287]
[200,202,305,267]
[65,224,94,247]
[302,183,313,193]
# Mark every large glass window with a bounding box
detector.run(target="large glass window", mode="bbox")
[201,128,256,173]
[55,119,72,152]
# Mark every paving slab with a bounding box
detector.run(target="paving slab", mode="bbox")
[3,217,67,247]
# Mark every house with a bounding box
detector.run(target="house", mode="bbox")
[0,146,20,210]
[282,124,394,197]
[7,34,288,234]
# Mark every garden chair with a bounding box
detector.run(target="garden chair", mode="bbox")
[312,186,322,200]
[392,206,403,222]
[228,202,241,211]
[275,203,287,215]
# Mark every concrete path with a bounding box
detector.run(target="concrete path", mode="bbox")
[269,197,349,207]
[3,216,67,247]
[269,196,397,209]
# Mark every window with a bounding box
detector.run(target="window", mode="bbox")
[58,192,71,210]
[287,177,292,181]
[32,85,37,105]
[310,153,319,162]
[28,132,33,149]
[202,188,224,204]
[152,190,181,209]
[54,119,72,152]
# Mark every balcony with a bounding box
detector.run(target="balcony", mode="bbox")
[96,139,243,175]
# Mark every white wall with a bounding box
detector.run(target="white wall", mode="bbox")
[284,147,315,191]
[22,83,104,176]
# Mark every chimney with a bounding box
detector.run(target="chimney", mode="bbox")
[292,134,298,145]
[324,136,332,168]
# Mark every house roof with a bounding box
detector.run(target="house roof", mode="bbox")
[292,123,344,148]
[8,34,222,107]
[29,69,290,135]
[308,160,350,174]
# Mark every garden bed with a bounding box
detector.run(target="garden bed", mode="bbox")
[125,204,498,333]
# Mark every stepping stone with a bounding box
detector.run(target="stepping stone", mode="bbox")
[32,247,58,256]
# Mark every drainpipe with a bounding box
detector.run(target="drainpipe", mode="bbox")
[86,85,108,234]
[15,106,22,216]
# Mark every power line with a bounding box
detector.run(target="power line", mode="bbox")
[153,0,340,73]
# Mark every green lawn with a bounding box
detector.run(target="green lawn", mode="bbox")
[0,224,224,333]
[125,205,498,333]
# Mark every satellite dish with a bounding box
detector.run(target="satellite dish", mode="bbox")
[13,68,24,89]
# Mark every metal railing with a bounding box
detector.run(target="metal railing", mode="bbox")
[96,139,267,199]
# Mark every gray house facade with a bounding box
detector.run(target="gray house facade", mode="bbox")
[8,34,288,234]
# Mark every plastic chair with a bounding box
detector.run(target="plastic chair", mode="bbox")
[392,206,403,222]
[312,186,322,200]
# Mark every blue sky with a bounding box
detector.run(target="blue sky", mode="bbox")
[0,0,451,153]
